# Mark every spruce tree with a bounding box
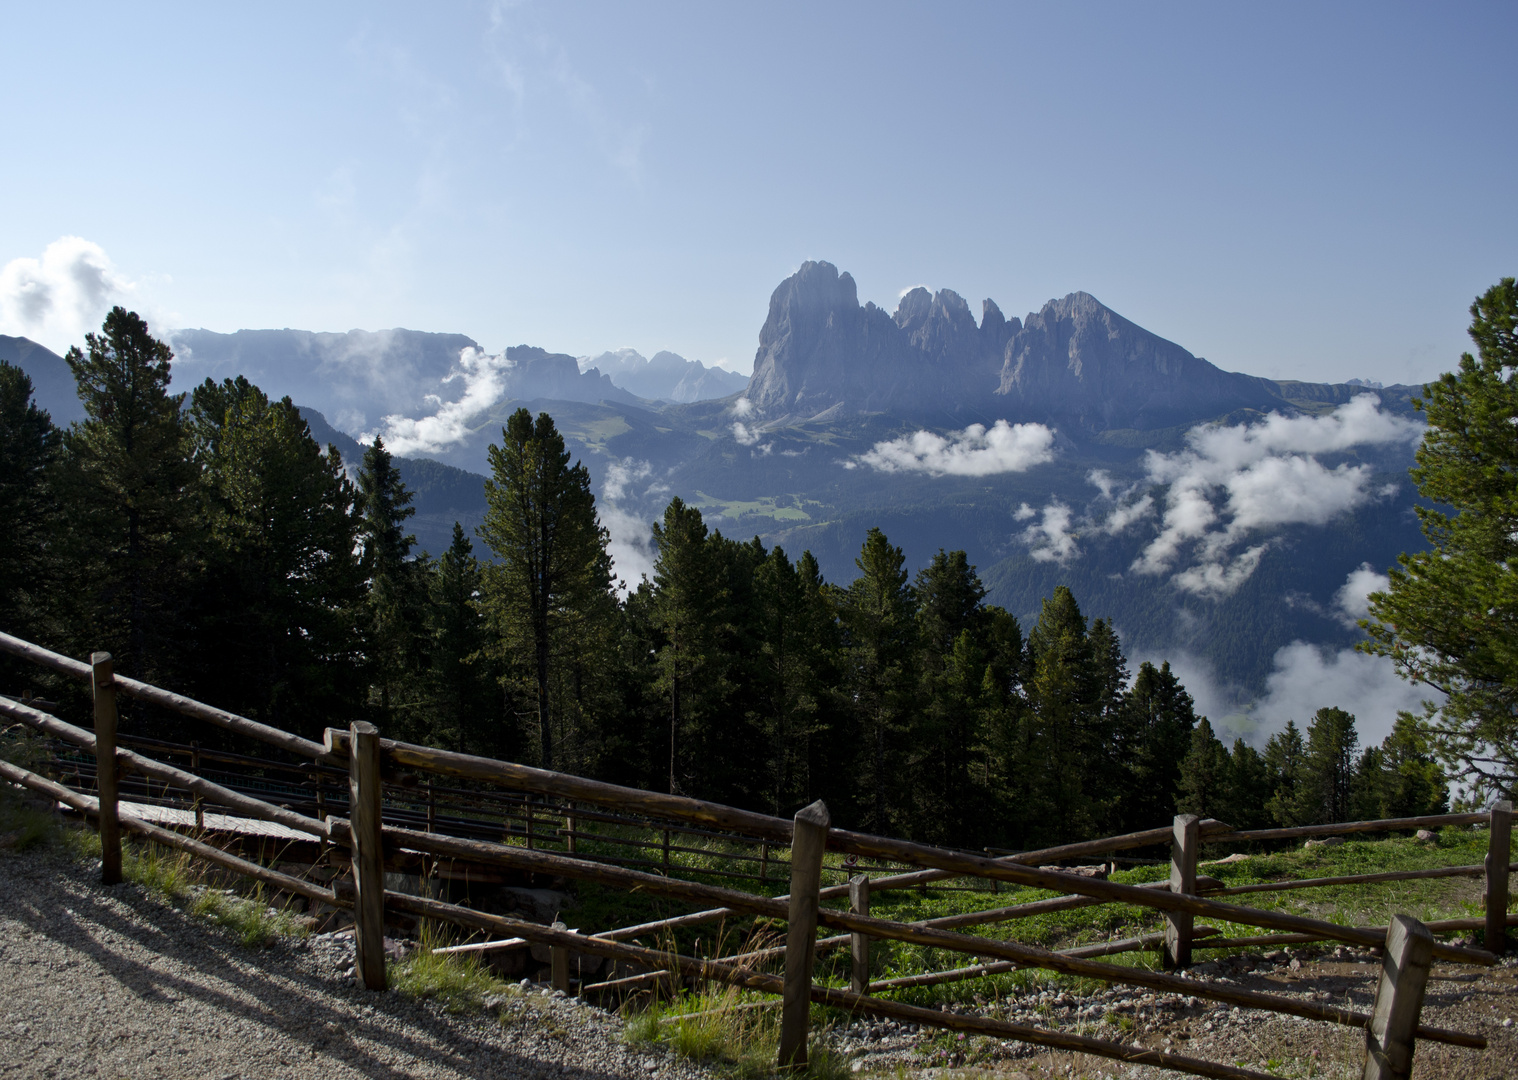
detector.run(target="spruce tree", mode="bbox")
[480,409,614,771]
[837,527,917,833]
[1224,740,1273,829]
[1120,661,1197,829]
[1264,719,1308,826]
[1364,278,1518,798]
[1379,715,1449,817]
[186,376,365,738]
[1023,586,1102,842]
[1176,717,1230,818]
[0,362,60,641]
[358,436,423,730]
[59,307,197,683]
[426,522,501,755]
[1294,707,1360,825]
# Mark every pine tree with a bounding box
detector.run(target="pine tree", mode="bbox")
[0,362,60,641]
[426,522,502,755]
[1286,707,1359,825]
[1176,717,1230,818]
[1224,740,1273,829]
[1378,715,1449,818]
[837,528,917,833]
[1023,586,1103,842]
[480,409,615,770]
[1363,278,1518,798]
[1120,661,1197,829]
[59,307,197,681]
[186,376,366,738]
[1264,720,1309,827]
[358,436,423,730]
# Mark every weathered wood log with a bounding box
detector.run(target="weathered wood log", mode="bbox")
[324,727,796,844]
[91,653,121,886]
[1363,915,1434,1080]
[550,922,571,992]
[0,759,342,908]
[0,631,334,763]
[380,889,1283,1080]
[1213,864,1489,895]
[1211,813,1488,844]
[0,695,329,839]
[780,800,828,1071]
[363,820,1482,1042]
[849,874,870,995]
[349,722,387,991]
[1166,815,1199,969]
[1485,800,1512,955]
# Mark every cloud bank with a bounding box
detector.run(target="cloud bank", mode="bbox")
[1132,395,1421,595]
[598,458,658,593]
[856,420,1057,476]
[1334,562,1390,628]
[1253,641,1437,748]
[363,346,511,455]
[0,237,140,352]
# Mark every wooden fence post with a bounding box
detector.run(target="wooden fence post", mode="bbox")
[550,921,571,992]
[1363,914,1434,1080]
[349,720,387,991]
[190,742,204,831]
[1486,800,1512,955]
[849,874,871,995]
[779,799,830,1072]
[91,653,121,886]
[1163,813,1199,969]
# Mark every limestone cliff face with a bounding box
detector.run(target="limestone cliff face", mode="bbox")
[744,261,1287,429]
[996,292,1282,429]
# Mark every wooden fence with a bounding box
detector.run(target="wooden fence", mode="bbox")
[0,629,1508,1080]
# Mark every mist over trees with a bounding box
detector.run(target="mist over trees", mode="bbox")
[0,305,1460,848]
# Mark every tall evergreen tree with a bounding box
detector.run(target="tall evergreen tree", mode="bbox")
[1378,714,1449,818]
[1363,278,1518,798]
[186,376,365,738]
[1120,661,1197,829]
[425,522,502,755]
[58,307,197,681]
[480,409,615,770]
[1293,707,1359,825]
[1023,586,1105,842]
[0,362,60,641]
[357,436,423,730]
[1224,740,1273,829]
[1264,719,1309,827]
[837,528,917,833]
[1176,717,1231,819]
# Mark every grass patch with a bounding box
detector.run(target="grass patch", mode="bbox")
[389,920,521,1015]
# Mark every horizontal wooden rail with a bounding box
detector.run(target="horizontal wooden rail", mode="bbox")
[1196,914,1518,952]
[2,696,329,839]
[0,760,341,909]
[1208,814,1489,844]
[0,633,336,764]
[339,819,1483,1043]
[382,890,1283,1080]
[1209,864,1511,896]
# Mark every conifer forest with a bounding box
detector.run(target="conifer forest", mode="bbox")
[0,307,1451,851]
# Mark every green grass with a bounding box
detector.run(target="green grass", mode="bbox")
[389,921,523,1014]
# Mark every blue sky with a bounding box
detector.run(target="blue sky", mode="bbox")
[2,1,1513,382]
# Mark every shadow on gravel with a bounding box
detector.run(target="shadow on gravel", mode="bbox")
[3,855,653,1080]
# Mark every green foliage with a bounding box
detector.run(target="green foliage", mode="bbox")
[1364,277,1518,799]
[184,375,365,740]
[57,307,197,682]
[480,409,617,771]
[0,361,60,640]
[357,436,427,732]
[1176,717,1230,819]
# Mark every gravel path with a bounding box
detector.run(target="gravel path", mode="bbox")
[0,846,720,1080]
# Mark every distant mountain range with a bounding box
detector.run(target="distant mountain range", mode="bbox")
[1,262,1441,736]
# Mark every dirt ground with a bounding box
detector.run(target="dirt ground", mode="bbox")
[839,948,1518,1080]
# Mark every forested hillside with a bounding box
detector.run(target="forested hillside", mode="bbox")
[0,307,1451,850]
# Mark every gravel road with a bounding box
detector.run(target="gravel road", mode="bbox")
[0,846,720,1080]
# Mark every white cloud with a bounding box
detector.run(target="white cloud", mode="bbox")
[1253,641,1440,748]
[1021,501,1079,563]
[1100,494,1155,535]
[857,420,1057,477]
[1013,502,1036,522]
[0,237,140,352]
[729,396,753,416]
[1132,395,1422,596]
[599,458,657,593]
[732,421,760,446]
[1334,562,1390,628]
[363,346,511,455]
